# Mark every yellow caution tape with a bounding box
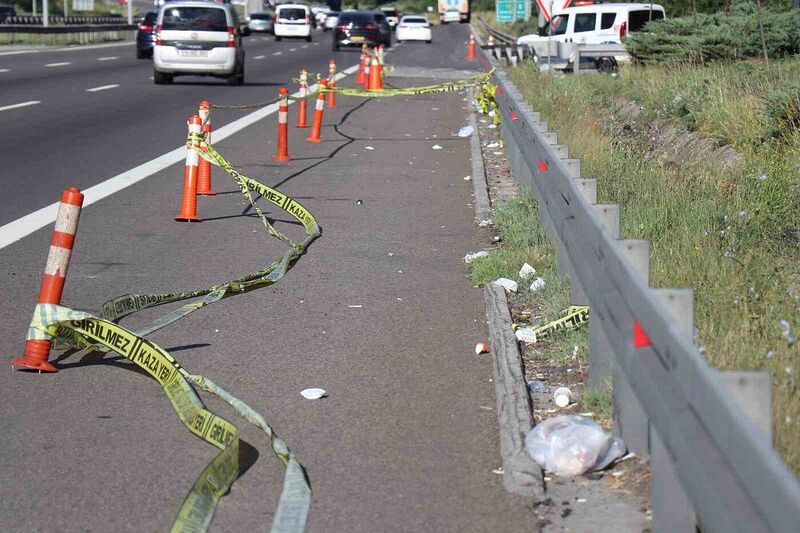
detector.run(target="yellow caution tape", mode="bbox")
[325,71,494,98]
[29,125,319,532]
[515,305,590,343]
[32,304,310,533]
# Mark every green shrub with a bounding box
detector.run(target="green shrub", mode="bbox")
[627,2,800,64]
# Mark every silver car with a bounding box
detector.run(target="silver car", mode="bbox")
[248,12,274,33]
[153,0,245,85]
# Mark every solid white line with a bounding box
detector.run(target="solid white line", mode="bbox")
[273,51,282,55]
[97,56,118,61]
[254,55,266,59]
[0,69,354,250]
[0,41,134,57]
[45,62,71,67]
[86,84,119,92]
[0,100,41,112]
[0,68,9,73]
[301,44,308,48]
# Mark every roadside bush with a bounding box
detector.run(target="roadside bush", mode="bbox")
[627,2,800,64]
[762,79,800,142]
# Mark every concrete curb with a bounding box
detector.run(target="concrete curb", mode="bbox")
[468,90,492,225]
[484,284,545,499]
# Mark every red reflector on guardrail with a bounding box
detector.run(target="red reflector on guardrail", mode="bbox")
[538,159,548,172]
[633,320,652,348]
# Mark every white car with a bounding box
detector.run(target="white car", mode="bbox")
[380,6,400,28]
[274,3,312,41]
[323,11,339,31]
[153,0,245,85]
[396,15,431,44]
[517,3,665,65]
[441,7,460,24]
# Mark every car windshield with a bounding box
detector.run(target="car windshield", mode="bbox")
[161,7,228,31]
[278,8,306,20]
[143,11,158,24]
[338,13,373,23]
[403,17,426,24]
[250,13,271,20]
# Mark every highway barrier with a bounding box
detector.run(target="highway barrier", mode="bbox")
[175,115,202,222]
[295,70,309,128]
[368,53,382,90]
[481,46,800,532]
[11,187,84,373]
[357,45,368,85]
[327,59,337,108]
[468,33,476,60]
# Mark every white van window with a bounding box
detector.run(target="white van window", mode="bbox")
[278,8,306,21]
[548,15,568,36]
[574,13,596,33]
[600,13,615,30]
[162,7,228,31]
[628,10,664,32]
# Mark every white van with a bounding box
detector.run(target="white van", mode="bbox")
[153,1,245,85]
[274,3,312,42]
[517,3,665,62]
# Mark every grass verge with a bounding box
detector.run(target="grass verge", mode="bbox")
[507,59,800,475]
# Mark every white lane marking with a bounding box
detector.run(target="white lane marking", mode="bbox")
[0,68,9,72]
[254,55,266,59]
[45,62,71,67]
[0,41,134,57]
[301,44,308,48]
[86,84,119,92]
[261,37,269,41]
[97,56,118,61]
[289,47,297,52]
[312,42,319,46]
[272,51,282,55]
[0,69,355,250]
[0,100,41,112]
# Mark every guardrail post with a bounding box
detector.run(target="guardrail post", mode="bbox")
[650,289,696,533]
[721,371,773,443]
[556,179,596,306]
[609,240,650,454]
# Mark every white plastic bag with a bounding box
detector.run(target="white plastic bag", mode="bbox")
[525,415,626,476]
[493,278,518,293]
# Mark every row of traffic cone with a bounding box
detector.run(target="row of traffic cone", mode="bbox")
[176,58,343,221]
[356,44,384,90]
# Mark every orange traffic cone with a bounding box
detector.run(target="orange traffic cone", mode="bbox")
[327,59,337,108]
[196,100,215,195]
[175,115,203,222]
[356,45,367,85]
[468,34,476,60]
[295,69,309,128]
[10,187,84,372]
[368,53,382,90]
[274,87,291,161]
[306,79,327,143]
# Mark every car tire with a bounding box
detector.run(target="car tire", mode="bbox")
[275,35,282,41]
[332,40,339,51]
[136,48,147,59]
[306,34,312,42]
[426,40,431,44]
[227,62,244,85]
[154,70,173,85]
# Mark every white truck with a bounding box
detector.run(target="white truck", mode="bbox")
[438,0,469,24]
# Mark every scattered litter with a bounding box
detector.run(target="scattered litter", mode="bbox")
[488,109,496,117]
[479,405,494,411]
[388,252,394,257]
[457,125,475,137]
[348,305,363,308]
[618,452,636,462]
[478,219,493,227]
[543,476,552,481]
[515,327,537,343]
[519,263,536,280]
[756,173,768,181]
[554,387,573,408]
[300,388,327,400]
[356,199,363,205]
[493,278,518,293]
[486,142,500,148]
[396,297,403,301]
[612,470,625,477]
[576,498,587,503]
[493,236,501,242]
[432,144,443,150]
[475,341,489,355]
[525,415,627,476]
[488,124,497,129]
[464,251,490,263]
[364,146,375,150]
[431,107,439,111]
[529,277,546,292]
[527,380,550,393]
[579,412,594,418]
[493,151,503,155]
[491,468,505,475]
[463,176,472,181]
[479,119,487,124]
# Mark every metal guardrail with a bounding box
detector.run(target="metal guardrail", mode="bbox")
[489,63,800,531]
[0,24,136,33]
[0,16,130,25]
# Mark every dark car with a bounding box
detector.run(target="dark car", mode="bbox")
[0,3,16,22]
[136,10,158,59]
[332,10,391,51]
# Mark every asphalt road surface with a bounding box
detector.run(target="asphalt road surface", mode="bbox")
[0,24,536,532]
